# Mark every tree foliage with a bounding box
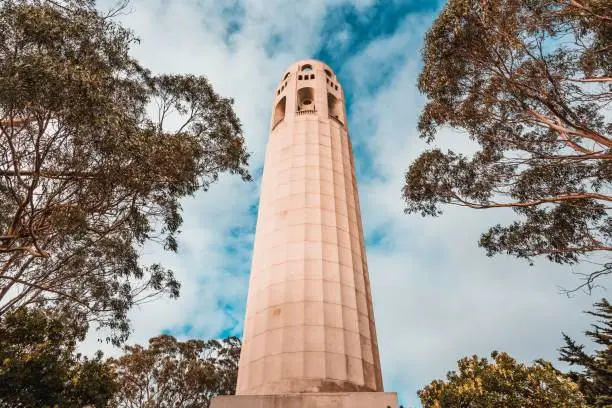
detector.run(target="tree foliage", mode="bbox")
[110,334,241,408]
[403,0,612,288]
[0,307,116,408]
[418,351,588,407]
[0,0,250,344]
[560,298,611,407]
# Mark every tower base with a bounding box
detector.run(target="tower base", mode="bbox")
[210,392,399,408]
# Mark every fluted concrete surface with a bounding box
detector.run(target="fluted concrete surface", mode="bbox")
[236,60,383,395]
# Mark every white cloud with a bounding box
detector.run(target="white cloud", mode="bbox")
[82,2,605,407]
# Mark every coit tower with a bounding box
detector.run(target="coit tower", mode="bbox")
[214,60,398,407]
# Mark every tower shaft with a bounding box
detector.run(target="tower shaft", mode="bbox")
[236,60,383,395]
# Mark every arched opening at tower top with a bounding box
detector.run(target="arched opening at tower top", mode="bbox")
[327,92,343,123]
[273,96,286,126]
[297,87,315,111]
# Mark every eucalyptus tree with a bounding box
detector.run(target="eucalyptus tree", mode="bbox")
[110,335,241,408]
[0,307,117,408]
[0,0,250,344]
[418,351,588,408]
[404,0,611,289]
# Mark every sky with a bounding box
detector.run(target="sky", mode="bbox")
[85,0,606,406]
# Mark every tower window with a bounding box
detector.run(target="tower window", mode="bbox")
[297,87,315,111]
[273,96,286,126]
[335,84,338,90]
[301,64,313,72]
[283,72,290,80]
[310,74,315,80]
[298,75,302,80]
[324,68,332,78]
[327,92,343,123]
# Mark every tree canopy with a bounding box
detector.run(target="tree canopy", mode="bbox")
[0,307,116,408]
[110,334,241,408]
[403,0,611,288]
[0,0,250,344]
[418,299,612,407]
[0,308,243,408]
[418,351,588,408]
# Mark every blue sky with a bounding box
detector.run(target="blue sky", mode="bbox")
[86,1,602,406]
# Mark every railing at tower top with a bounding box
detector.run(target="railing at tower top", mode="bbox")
[295,109,316,116]
[328,114,344,126]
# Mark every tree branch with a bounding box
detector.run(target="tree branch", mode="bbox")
[566,77,612,83]
[0,275,95,313]
[568,0,612,23]
[0,170,97,179]
[452,192,612,209]
[527,109,611,151]
[561,262,612,295]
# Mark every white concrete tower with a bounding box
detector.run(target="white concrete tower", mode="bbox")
[212,60,398,408]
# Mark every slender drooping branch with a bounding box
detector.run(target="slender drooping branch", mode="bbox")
[451,192,612,209]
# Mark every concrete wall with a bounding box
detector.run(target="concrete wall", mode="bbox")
[212,392,399,408]
[236,60,383,395]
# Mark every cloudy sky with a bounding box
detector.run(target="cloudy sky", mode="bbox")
[86,0,605,406]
